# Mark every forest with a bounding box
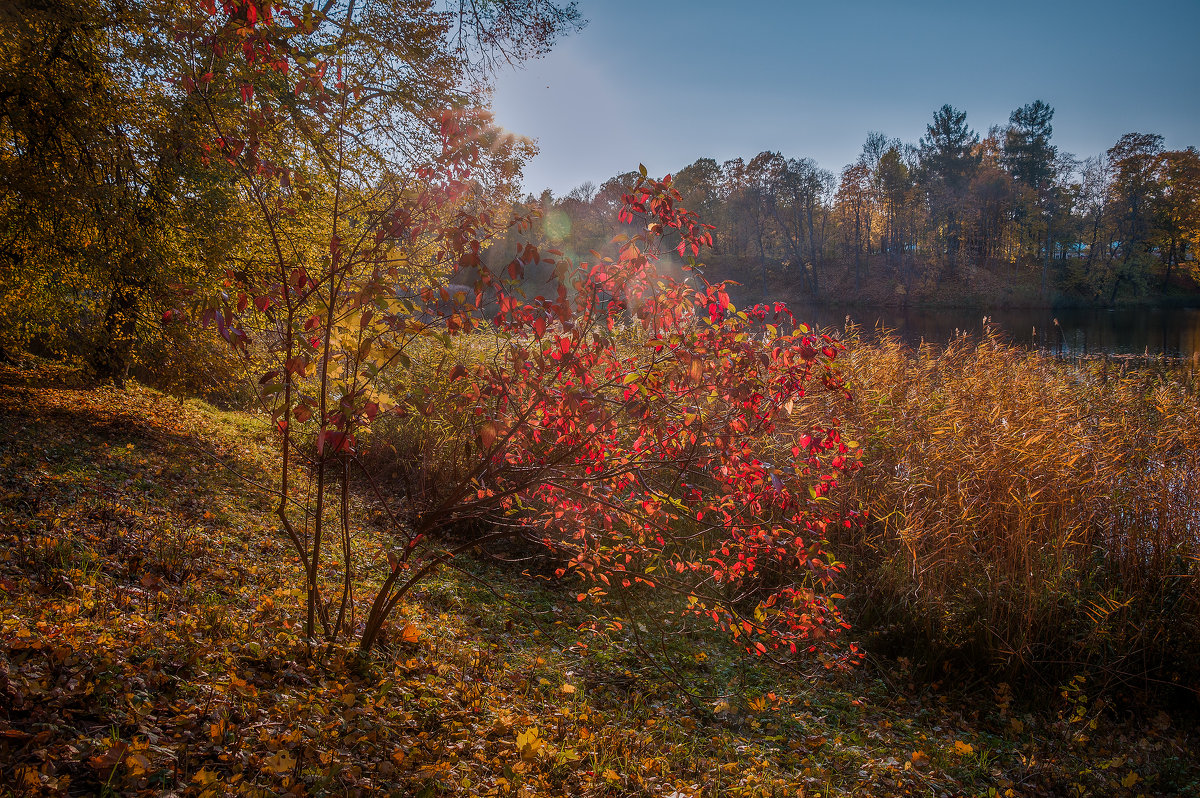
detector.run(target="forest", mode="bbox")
[2,1,1199,797]
[525,107,1200,309]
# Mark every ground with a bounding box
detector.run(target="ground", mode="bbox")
[0,363,1196,796]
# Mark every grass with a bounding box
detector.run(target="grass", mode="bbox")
[835,326,1200,700]
[0,361,1198,796]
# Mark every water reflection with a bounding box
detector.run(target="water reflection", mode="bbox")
[777,304,1200,358]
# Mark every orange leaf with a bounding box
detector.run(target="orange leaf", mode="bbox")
[400,623,422,644]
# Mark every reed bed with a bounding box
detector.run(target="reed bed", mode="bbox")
[834,328,1200,699]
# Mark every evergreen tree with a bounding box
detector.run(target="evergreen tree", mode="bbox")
[918,104,980,271]
[1002,100,1057,194]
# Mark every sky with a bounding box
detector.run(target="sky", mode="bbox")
[489,0,1200,197]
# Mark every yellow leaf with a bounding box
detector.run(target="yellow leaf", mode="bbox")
[560,683,576,694]
[953,740,974,756]
[1121,771,1140,788]
[1010,718,1024,733]
[602,768,620,782]
[516,727,543,760]
[262,750,296,775]
[125,753,150,777]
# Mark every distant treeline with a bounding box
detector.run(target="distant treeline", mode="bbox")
[515,103,1200,308]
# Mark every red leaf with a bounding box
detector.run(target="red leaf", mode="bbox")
[317,429,354,454]
[290,268,308,292]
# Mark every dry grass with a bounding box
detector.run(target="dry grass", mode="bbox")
[835,328,1200,699]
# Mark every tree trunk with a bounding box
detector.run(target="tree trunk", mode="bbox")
[853,207,862,294]
[94,281,141,387]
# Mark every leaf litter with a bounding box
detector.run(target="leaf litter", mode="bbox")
[0,368,1197,796]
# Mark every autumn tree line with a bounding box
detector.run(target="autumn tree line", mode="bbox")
[524,103,1200,308]
[3,1,1198,387]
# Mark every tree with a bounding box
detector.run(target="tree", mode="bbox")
[0,0,581,381]
[744,151,785,299]
[674,157,724,232]
[920,105,981,193]
[1001,101,1058,291]
[918,104,980,274]
[837,162,871,292]
[774,157,833,298]
[857,131,897,256]
[0,0,234,382]
[1066,154,1114,298]
[965,129,1014,268]
[1153,147,1200,289]
[716,157,754,286]
[1002,100,1057,195]
[201,149,864,662]
[876,144,916,292]
[1106,132,1165,298]
[566,180,597,203]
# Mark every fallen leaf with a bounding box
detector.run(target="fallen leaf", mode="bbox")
[516,727,543,760]
[262,749,296,775]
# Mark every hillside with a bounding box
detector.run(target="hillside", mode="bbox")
[1,367,1198,797]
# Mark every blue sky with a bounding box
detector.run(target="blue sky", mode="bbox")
[489,0,1200,196]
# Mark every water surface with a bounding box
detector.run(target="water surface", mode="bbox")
[780,304,1200,358]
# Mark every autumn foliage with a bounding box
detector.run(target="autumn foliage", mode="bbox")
[7,4,1200,798]
[175,2,863,662]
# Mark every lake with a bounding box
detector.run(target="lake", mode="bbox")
[779,304,1200,359]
